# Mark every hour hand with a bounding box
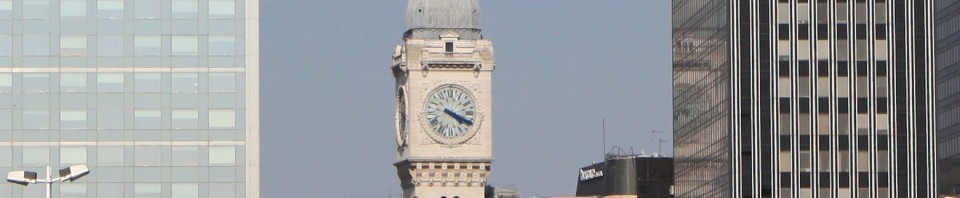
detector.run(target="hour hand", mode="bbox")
[443,109,474,125]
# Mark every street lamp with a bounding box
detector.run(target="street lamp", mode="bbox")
[7,165,90,198]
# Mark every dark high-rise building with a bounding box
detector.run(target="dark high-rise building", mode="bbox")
[936,0,960,196]
[575,154,674,198]
[673,1,937,197]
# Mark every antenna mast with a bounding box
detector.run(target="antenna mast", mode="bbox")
[602,118,606,158]
[652,130,664,157]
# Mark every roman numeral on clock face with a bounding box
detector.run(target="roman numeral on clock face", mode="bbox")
[425,85,478,138]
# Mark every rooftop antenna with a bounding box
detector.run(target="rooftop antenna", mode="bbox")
[602,118,607,158]
[652,130,665,157]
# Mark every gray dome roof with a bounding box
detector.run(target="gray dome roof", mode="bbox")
[406,0,481,30]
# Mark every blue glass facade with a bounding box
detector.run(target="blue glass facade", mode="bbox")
[0,0,258,197]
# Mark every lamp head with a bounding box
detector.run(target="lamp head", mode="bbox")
[6,171,38,186]
[58,165,90,182]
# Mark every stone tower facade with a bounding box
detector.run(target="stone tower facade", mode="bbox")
[392,0,496,197]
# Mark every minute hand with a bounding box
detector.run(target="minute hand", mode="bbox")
[443,109,474,125]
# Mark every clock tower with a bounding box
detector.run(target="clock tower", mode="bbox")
[391,0,495,197]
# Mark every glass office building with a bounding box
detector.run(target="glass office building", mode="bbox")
[937,0,960,196]
[0,0,259,197]
[673,0,936,197]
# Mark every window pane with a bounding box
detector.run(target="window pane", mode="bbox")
[135,109,161,129]
[23,0,49,19]
[172,146,198,166]
[172,109,198,129]
[98,0,122,10]
[97,0,123,18]
[172,36,198,56]
[172,183,199,198]
[24,35,50,56]
[209,183,236,198]
[135,36,161,56]
[172,73,198,93]
[60,73,87,92]
[135,0,160,19]
[60,0,86,17]
[172,0,198,13]
[23,110,49,129]
[98,73,124,92]
[134,183,161,198]
[0,35,10,56]
[98,36,123,56]
[23,147,49,166]
[97,183,123,198]
[209,146,235,165]
[0,73,10,90]
[23,94,49,109]
[60,36,87,56]
[209,73,235,92]
[134,73,160,92]
[97,109,123,129]
[23,73,50,93]
[0,0,9,11]
[60,183,86,198]
[0,147,10,167]
[60,147,87,164]
[209,0,235,16]
[209,109,235,128]
[0,110,10,129]
[135,146,161,166]
[60,110,87,129]
[209,36,235,56]
[98,146,123,166]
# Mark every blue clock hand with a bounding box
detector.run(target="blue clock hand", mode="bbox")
[443,108,474,125]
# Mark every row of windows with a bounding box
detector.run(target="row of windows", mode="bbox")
[779,97,888,114]
[0,72,238,93]
[3,57,245,68]
[779,135,890,151]
[937,10,960,40]
[780,172,890,189]
[775,39,889,61]
[0,0,241,20]
[778,113,889,135]
[778,153,890,181]
[776,1,888,25]
[938,41,960,70]
[0,130,246,143]
[941,134,960,157]
[778,188,890,198]
[0,93,242,110]
[0,182,244,198]
[778,60,887,77]
[0,35,240,57]
[1,19,244,35]
[939,105,960,130]
[778,23,887,40]
[0,145,238,167]
[0,108,240,129]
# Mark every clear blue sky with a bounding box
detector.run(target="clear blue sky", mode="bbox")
[260,1,672,197]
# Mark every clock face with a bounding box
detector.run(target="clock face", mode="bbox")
[396,88,407,146]
[424,85,478,138]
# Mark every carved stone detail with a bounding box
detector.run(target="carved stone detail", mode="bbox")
[404,162,490,188]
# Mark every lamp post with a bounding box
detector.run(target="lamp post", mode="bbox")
[6,165,90,198]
